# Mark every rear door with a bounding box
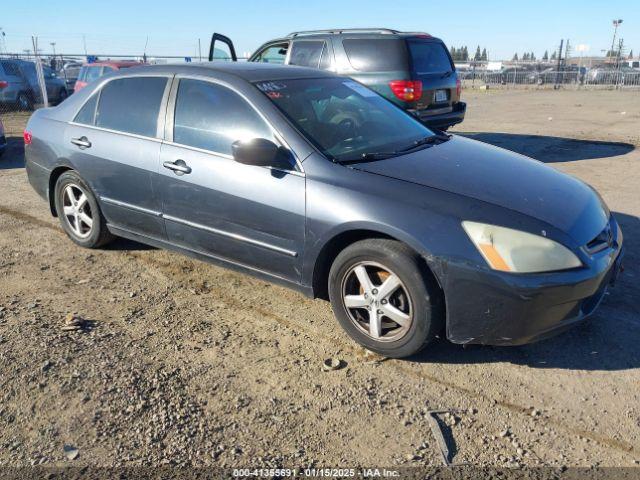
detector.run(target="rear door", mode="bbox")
[66,75,171,238]
[407,39,458,111]
[158,77,305,281]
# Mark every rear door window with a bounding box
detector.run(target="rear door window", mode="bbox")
[173,79,274,155]
[342,39,408,72]
[408,41,453,74]
[289,41,325,68]
[95,77,167,137]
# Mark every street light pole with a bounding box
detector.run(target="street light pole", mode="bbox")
[50,42,57,68]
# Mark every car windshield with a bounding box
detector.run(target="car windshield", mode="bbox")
[256,77,435,162]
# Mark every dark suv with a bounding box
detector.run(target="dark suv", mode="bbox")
[247,28,465,130]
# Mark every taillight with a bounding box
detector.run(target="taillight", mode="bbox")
[389,80,422,102]
[24,130,32,145]
[0,80,8,89]
[456,77,462,98]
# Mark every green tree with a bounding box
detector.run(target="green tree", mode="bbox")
[530,51,536,60]
[523,52,529,61]
[481,47,487,61]
[629,49,634,59]
[512,52,519,61]
[551,51,557,60]
[462,46,469,61]
[543,50,549,60]
[474,45,481,61]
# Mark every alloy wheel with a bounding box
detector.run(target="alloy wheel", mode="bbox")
[341,261,413,342]
[61,184,93,239]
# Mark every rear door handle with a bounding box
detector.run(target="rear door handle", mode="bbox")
[71,136,91,149]
[163,159,192,175]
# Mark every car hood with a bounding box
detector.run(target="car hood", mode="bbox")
[351,135,608,245]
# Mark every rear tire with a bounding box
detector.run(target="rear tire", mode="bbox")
[54,171,114,248]
[328,239,442,358]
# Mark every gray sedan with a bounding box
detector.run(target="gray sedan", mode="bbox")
[24,63,623,358]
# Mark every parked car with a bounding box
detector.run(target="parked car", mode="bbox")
[0,118,6,158]
[58,61,83,93]
[587,65,633,84]
[24,63,623,358]
[499,66,539,84]
[0,59,68,110]
[74,60,143,92]
[212,28,466,130]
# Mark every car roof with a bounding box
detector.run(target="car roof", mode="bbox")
[82,61,143,68]
[284,28,442,42]
[111,61,337,82]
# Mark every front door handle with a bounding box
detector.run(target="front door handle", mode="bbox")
[70,136,91,149]
[163,159,192,175]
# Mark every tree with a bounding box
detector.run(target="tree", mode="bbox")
[481,48,487,61]
[550,51,557,60]
[543,50,549,60]
[474,45,481,61]
[530,51,536,60]
[512,52,519,61]
[628,49,633,59]
[462,46,469,61]
[523,52,529,61]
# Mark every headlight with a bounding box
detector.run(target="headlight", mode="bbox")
[462,221,582,273]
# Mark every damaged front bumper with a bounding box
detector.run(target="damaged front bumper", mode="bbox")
[433,221,624,346]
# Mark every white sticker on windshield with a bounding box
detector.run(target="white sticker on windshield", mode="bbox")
[343,80,378,97]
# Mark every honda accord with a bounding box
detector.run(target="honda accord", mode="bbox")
[24,63,624,358]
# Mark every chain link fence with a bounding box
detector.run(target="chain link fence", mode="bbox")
[458,62,640,90]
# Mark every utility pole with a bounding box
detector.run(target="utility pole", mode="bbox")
[554,39,563,89]
[198,38,202,62]
[609,19,623,62]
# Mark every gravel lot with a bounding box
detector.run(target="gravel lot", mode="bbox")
[0,89,639,469]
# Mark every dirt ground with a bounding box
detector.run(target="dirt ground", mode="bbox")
[0,89,639,470]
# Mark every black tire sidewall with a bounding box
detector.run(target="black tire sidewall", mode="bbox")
[328,240,437,358]
[54,171,107,248]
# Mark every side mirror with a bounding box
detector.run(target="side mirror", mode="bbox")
[232,138,290,168]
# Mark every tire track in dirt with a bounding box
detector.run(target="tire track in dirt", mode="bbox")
[1,200,637,458]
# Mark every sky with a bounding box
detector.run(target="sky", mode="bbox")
[1,0,638,61]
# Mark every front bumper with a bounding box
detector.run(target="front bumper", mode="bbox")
[437,219,624,346]
[411,101,466,129]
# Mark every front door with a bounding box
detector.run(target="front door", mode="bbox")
[158,78,305,282]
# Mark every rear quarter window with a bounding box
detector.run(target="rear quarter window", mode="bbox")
[342,38,408,72]
[408,41,453,74]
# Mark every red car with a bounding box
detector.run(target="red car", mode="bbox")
[74,61,143,92]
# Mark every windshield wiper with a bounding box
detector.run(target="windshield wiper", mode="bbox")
[337,134,451,164]
[337,151,398,164]
[397,133,451,153]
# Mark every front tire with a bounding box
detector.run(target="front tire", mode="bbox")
[54,171,114,248]
[328,239,442,358]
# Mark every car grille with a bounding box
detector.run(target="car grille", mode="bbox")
[585,221,614,255]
